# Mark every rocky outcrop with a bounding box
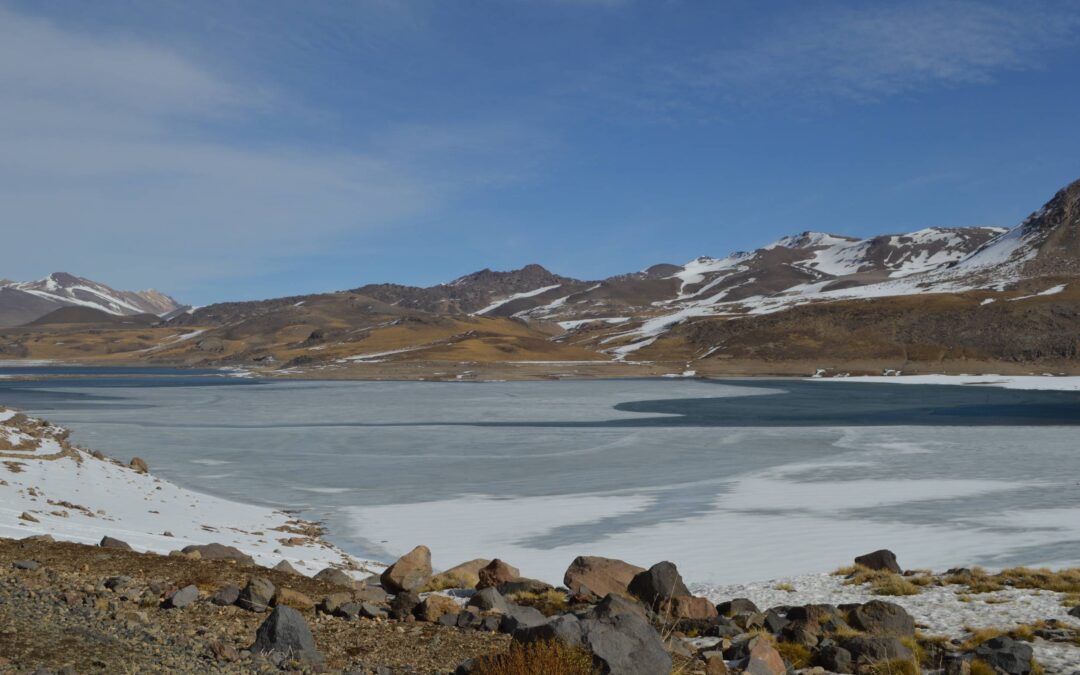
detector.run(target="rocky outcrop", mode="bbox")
[628,561,689,607]
[854,549,902,574]
[563,555,644,601]
[379,545,432,593]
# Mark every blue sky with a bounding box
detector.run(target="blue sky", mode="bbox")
[3,0,1080,304]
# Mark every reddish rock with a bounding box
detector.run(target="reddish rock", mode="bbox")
[744,639,786,675]
[661,595,718,620]
[380,545,433,593]
[416,594,460,622]
[476,559,521,590]
[563,555,644,601]
[425,558,490,590]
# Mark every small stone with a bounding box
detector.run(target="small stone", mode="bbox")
[209,640,240,662]
[237,577,276,613]
[13,559,40,571]
[211,584,241,606]
[416,594,460,622]
[99,536,132,550]
[19,512,40,523]
[165,584,199,609]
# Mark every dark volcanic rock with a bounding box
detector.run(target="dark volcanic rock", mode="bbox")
[251,605,324,666]
[854,549,902,574]
[389,590,421,620]
[99,536,132,550]
[165,584,199,609]
[468,587,509,614]
[211,584,241,606]
[628,561,689,607]
[973,636,1034,675]
[843,636,914,664]
[237,577,276,613]
[849,600,915,637]
[180,543,254,565]
[716,598,760,617]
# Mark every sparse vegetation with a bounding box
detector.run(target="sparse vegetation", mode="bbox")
[862,657,920,675]
[773,582,796,592]
[504,589,568,616]
[836,564,923,596]
[775,641,811,668]
[471,640,599,675]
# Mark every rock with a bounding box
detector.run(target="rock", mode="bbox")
[973,636,1034,675]
[563,555,645,601]
[13,559,40,571]
[272,588,315,611]
[389,590,421,620]
[250,605,325,666]
[843,636,914,664]
[129,457,149,473]
[426,558,491,590]
[762,608,790,634]
[854,549,902,574]
[476,559,520,590]
[742,639,786,675]
[628,561,690,607]
[725,635,770,661]
[318,592,354,615]
[782,620,820,648]
[499,603,547,633]
[705,654,729,675]
[360,602,388,619]
[165,585,199,609]
[467,587,510,614]
[660,595,719,620]
[21,534,53,542]
[813,640,853,674]
[211,584,241,606]
[849,600,915,637]
[99,536,132,550]
[1068,605,1080,619]
[333,602,362,620]
[356,585,389,603]
[273,560,301,575]
[180,543,255,565]
[416,594,460,622]
[237,577,276,613]
[380,545,432,593]
[515,597,672,675]
[314,567,357,589]
[18,512,39,523]
[497,577,555,596]
[716,598,761,617]
[592,592,648,620]
[209,640,240,663]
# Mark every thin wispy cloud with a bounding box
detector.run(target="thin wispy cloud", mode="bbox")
[0,5,538,297]
[693,1,1080,103]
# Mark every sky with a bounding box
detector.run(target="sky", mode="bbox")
[3,0,1080,305]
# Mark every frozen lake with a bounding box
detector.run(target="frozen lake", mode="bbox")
[2,372,1079,584]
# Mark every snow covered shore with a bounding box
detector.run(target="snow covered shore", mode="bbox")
[0,406,381,578]
[811,373,1080,391]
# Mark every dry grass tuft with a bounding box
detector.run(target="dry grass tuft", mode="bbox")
[775,642,811,668]
[773,582,796,593]
[946,566,1080,595]
[504,590,568,617]
[969,660,996,675]
[471,640,599,675]
[840,565,922,596]
[861,657,920,675]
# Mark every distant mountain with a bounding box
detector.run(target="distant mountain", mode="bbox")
[0,273,183,328]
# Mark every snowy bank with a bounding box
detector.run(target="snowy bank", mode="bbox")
[810,374,1080,392]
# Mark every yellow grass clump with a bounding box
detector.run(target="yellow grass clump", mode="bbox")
[471,640,599,675]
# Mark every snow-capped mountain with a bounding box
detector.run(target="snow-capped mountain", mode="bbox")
[0,273,183,328]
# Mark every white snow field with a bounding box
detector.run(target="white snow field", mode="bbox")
[814,374,1080,392]
[0,406,380,578]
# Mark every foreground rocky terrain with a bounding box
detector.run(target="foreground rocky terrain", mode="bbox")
[2,537,1079,674]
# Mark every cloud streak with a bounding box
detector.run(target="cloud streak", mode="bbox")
[0,6,535,299]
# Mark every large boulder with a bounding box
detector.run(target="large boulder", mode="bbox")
[813,639,853,674]
[165,585,199,609]
[426,558,491,590]
[181,543,255,565]
[499,604,548,633]
[563,556,644,601]
[237,577,276,613]
[468,587,510,614]
[515,598,671,675]
[99,536,132,550]
[628,561,689,607]
[854,549,902,574]
[973,636,1034,675]
[379,545,432,593]
[742,639,786,675]
[476,559,520,590]
[660,595,718,620]
[250,605,324,666]
[314,567,357,589]
[849,600,915,637]
[416,594,461,622]
[843,636,914,664]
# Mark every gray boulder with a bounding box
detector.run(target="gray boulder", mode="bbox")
[1068,605,1080,619]
[237,577,276,613]
[628,561,689,607]
[843,636,914,664]
[314,567,357,589]
[181,543,255,565]
[973,636,1034,675]
[499,604,547,633]
[389,590,421,620]
[211,584,241,606]
[716,597,760,617]
[165,584,199,609]
[849,600,915,637]
[13,560,40,571]
[854,549,902,574]
[514,594,671,675]
[100,536,132,550]
[813,639,853,674]
[468,587,509,614]
[251,605,324,666]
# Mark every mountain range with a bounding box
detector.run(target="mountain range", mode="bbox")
[2,177,1078,376]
